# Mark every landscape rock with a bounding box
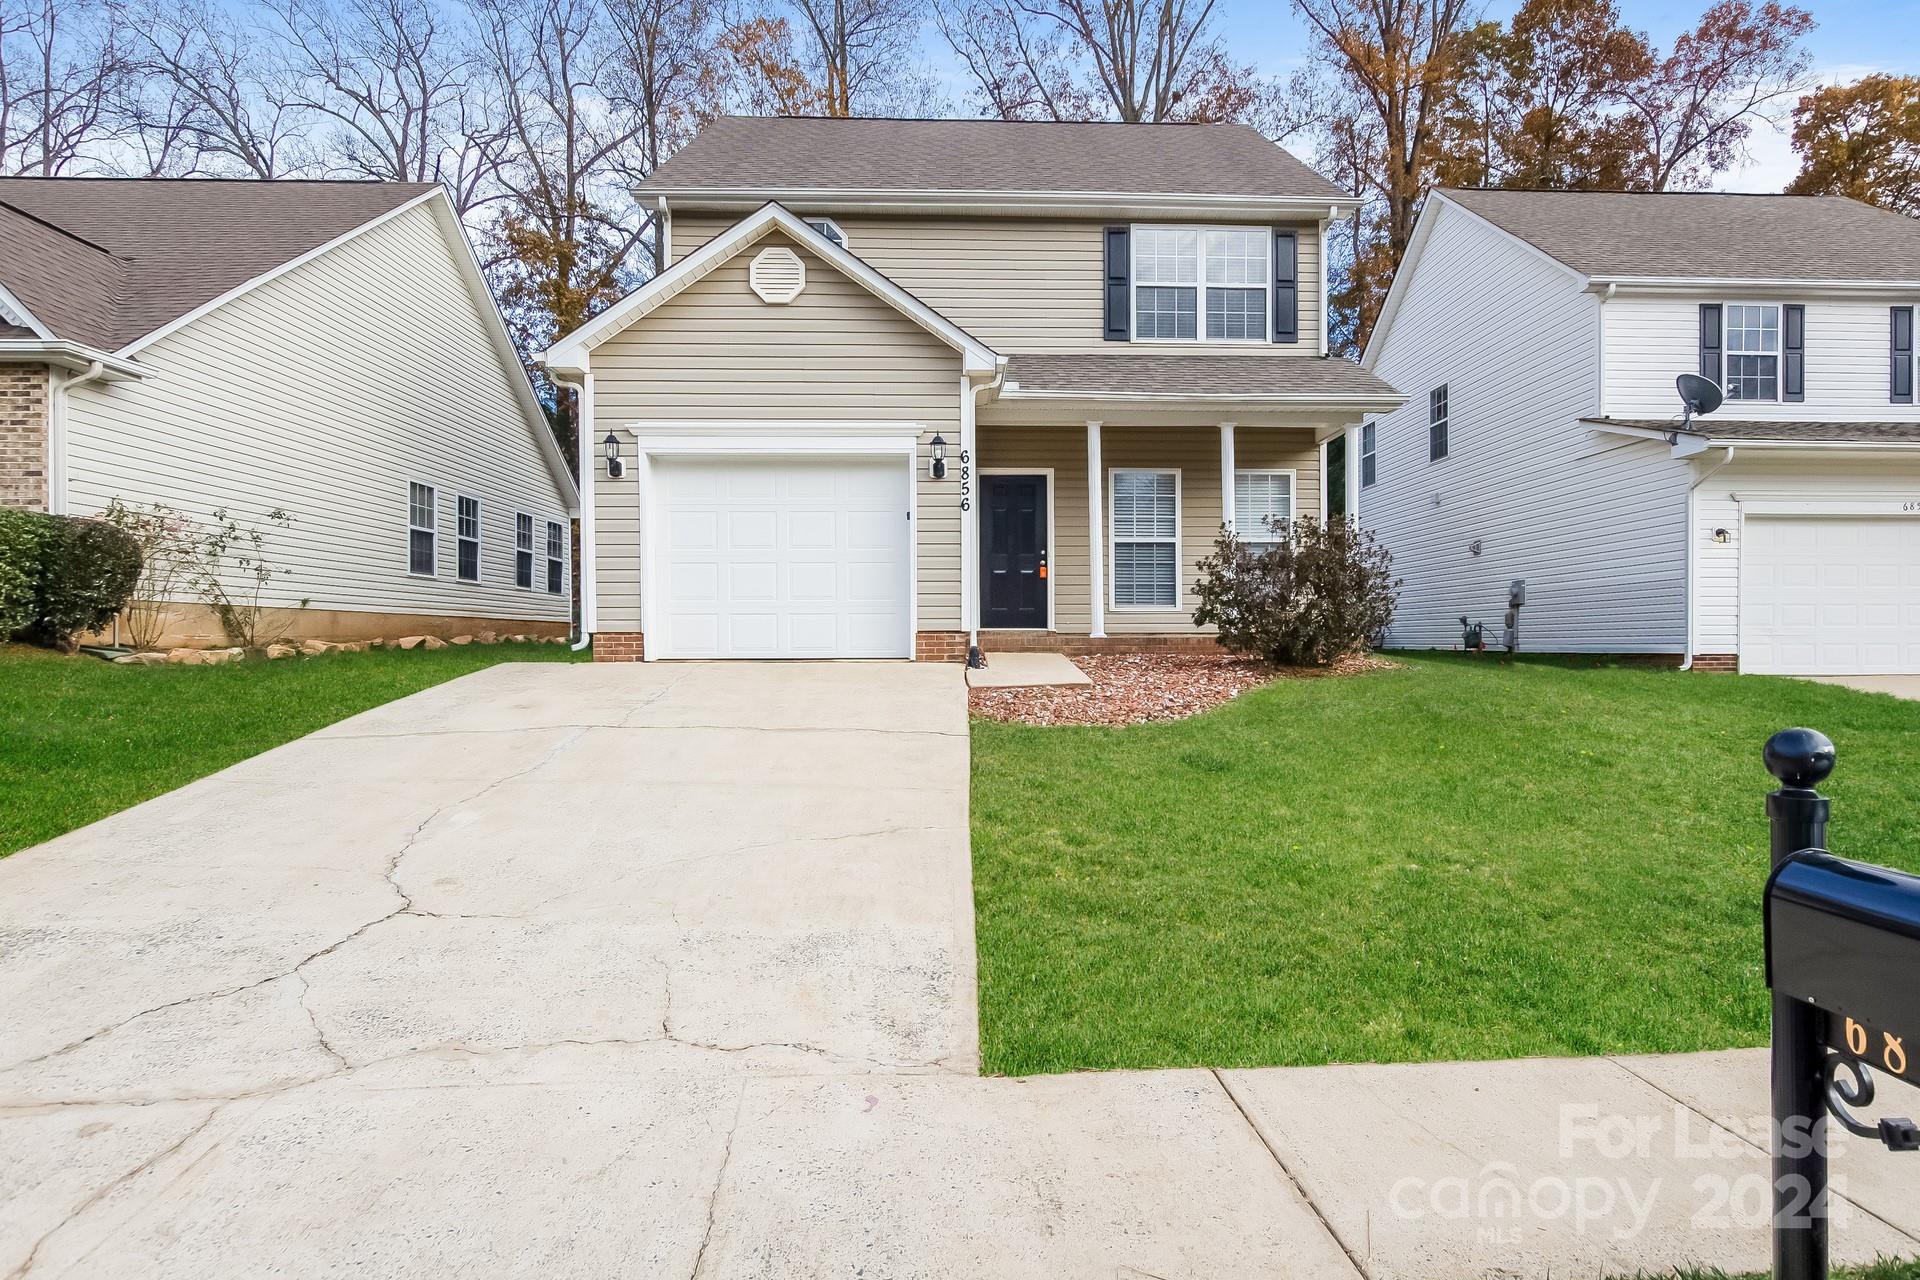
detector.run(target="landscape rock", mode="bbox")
[337,641,371,653]
[451,635,473,645]
[396,636,429,650]
[204,648,244,665]
[114,651,169,666]
[299,640,331,656]
[421,636,448,650]
[166,648,205,665]
[476,631,498,644]
[265,644,297,660]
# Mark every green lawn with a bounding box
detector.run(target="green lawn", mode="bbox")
[971,653,1920,1077]
[0,641,581,857]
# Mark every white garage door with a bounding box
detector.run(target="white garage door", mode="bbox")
[652,455,911,659]
[1742,516,1920,675]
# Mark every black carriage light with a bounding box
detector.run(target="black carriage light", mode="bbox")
[603,432,625,479]
[929,434,948,480]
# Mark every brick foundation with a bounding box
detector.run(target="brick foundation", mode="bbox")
[1691,653,1739,673]
[0,364,50,511]
[978,630,1223,656]
[594,632,646,662]
[915,631,969,662]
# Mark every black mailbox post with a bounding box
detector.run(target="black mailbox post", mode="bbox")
[1762,729,1919,1280]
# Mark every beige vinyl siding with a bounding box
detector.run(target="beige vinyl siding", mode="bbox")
[591,233,963,632]
[670,213,1324,355]
[977,422,1320,634]
[62,202,572,623]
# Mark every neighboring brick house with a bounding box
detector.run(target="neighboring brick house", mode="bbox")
[0,178,578,644]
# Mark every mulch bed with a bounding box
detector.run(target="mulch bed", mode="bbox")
[968,651,1398,727]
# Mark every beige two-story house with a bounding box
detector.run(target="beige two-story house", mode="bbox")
[542,116,1403,662]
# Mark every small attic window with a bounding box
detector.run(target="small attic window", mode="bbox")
[805,217,848,249]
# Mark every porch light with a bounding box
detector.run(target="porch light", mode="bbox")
[929,434,948,480]
[603,432,625,479]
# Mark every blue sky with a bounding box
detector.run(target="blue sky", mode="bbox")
[1204,0,1920,191]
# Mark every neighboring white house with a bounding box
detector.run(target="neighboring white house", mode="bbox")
[1361,189,1920,676]
[0,178,578,645]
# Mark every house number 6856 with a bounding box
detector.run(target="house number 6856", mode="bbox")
[958,449,972,512]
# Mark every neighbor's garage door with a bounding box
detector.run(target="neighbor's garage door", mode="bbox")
[651,455,911,659]
[1741,515,1920,675]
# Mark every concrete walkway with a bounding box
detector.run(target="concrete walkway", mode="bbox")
[3,663,1918,1278]
[1803,673,1920,701]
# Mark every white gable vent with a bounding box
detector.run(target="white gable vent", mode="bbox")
[749,247,806,304]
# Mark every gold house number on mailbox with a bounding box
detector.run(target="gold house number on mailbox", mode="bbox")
[1845,1017,1910,1079]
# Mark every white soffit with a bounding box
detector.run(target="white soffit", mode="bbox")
[749,247,806,303]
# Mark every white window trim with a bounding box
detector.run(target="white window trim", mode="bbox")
[456,494,481,582]
[1107,466,1182,611]
[1360,423,1378,488]
[1429,385,1449,464]
[514,511,536,591]
[1234,468,1297,548]
[1723,301,1784,403]
[408,480,438,578]
[1129,224,1271,345]
[543,520,565,596]
[805,216,849,249]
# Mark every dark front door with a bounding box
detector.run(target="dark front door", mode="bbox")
[980,473,1048,629]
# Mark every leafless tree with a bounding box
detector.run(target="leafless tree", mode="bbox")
[937,0,1257,123]
[0,0,131,174]
[776,0,927,116]
[114,0,306,176]
[271,0,501,209]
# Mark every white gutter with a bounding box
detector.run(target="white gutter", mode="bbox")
[48,360,109,514]
[1586,276,1920,294]
[550,370,598,651]
[996,388,1406,410]
[1680,446,1736,671]
[0,340,141,379]
[640,188,1363,220]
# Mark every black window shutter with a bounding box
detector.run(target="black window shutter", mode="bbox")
[1273,230,1299,344]
[1698,304,1722,388]
[1103,226,1130,341]
[1782,304,1805,403]
[1893,306,1914,404]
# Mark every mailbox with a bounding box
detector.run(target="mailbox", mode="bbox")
[1767,850,1920,1085]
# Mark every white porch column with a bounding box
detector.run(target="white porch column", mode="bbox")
[1086,420,1105,638]
[959,374,978,643]
[1218,422,1237,536]
[1343,422,1363,526]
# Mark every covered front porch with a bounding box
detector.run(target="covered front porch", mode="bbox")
[954,352,1398,654]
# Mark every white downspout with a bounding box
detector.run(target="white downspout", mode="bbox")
[556,370,597,652]
[1679,445,1734,671]
[1087,420,1105,639]
[50,360,107,515]
[1219,422,1237,535]
[1343,422,1363,525]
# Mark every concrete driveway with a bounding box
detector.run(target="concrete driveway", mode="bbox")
[1802,673,1920,701]
[0,661,1360,1279]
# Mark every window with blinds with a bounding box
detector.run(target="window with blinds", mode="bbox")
[515,513,534,589]
[1234,470,1294,550]
[1111,469,1179,608]
[456,495,480,581]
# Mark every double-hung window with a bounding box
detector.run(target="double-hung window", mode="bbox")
[1110,469,1179,608]
[1360,423,1378,488]
[1724,304,1780,401]
[1235,471,1294,551]
[1133,227,1269,342]
[456,496,480,581]
[515,513,534,589]
[1429,386,1449,462]
[408,482,436,576]
[545,520,565,595]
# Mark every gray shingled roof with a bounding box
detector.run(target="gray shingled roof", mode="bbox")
[1589,417,1920,444]
[0,178,435,350]
[1445,189,1920,282]
[641,116,1348,203]
[1004,351,1399,400]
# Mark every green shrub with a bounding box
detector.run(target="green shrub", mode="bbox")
[0,508,47,638]
[0,509,143,652]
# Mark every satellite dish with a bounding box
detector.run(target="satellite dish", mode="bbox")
[1676,373,1723,432]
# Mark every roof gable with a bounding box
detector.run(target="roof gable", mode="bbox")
[0,178,436,351]
[542,203,1000,376]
